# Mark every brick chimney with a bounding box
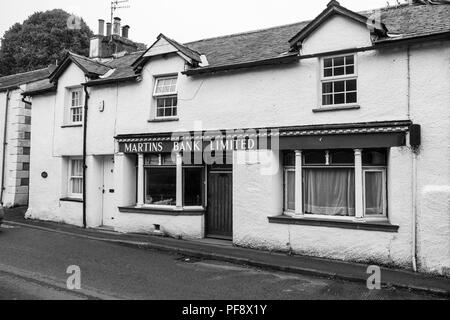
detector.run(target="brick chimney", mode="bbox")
[89,18,141,60]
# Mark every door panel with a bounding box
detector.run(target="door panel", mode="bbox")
[207,169,233,239]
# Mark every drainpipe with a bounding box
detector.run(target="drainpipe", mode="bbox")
[82,85,90,229]
[0,90,12,207]
[407,45,418,272]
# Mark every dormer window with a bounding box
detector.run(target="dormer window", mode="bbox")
[153,76,178,118]
[321,55,357,107]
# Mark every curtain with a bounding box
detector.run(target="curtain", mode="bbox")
[365,171,383,215]
[304,168,355,216]
[286,171,295,211]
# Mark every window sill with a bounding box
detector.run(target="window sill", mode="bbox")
[60,197,83,203]
[61,124,83,128]
[268,215,399,233]
[118,205,205,216]
[313,105,360,113]
[148,117,179,123]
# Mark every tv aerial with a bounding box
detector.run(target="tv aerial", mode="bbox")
[110,0,130,25]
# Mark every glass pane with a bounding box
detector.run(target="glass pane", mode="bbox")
[346,79,357,91]
[184,168,203,206]
[346,92,357,103]
[172,107,177,117]
[145,155,160,166]
[365,171,384,215]
[145,168,176,205]
[322,82,333,94]
[334,93,345,105]
[322,94,333,106]
[334,81,345,93]
[324,68,333,77]
[363,150,387,166]
[162,153,176,166]
[324,58,333,68]
[334,57,345,66]
[304,168,355,216]
[331,150,355,164]
[71,178,83,194]
[157,98,165,108]
[286,170,295,211]
[71,160,83,176]
[284,152,295,166]
[346,66,354,74]
[172,97,178,106]
[345,55,354,65]
[157,108,164,117]
[304,151,326,165]
[334,67,345,76]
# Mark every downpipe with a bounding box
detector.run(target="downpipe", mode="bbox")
[82,85,90,229]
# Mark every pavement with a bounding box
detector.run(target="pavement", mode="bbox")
[2,206,450,299]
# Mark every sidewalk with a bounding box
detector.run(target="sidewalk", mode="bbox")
[4,207,450,297]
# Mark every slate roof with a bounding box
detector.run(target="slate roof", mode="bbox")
[23,2,450,92]
[0,67,54,92]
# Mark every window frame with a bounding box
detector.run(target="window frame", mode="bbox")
[153,76,179,119]
[320,54,358,108]
[69,88,83,125]
[284,167,296,213]
[68,157,83,199]
[363,167,387,219]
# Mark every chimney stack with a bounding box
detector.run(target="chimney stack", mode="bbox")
[122,25,130,38]
[106,22,112,36]
[113,17,121,35]
[98,19,105,36]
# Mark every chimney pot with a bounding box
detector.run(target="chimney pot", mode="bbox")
[106,22,112,36]
[122,25,130,38]
[98,19,105,36]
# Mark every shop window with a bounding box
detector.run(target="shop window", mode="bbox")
[68,158,83,198]
[153,76,178,119]
[145,167,176,206]
[142,153,204,207]
[184,168,203,206]
[283,149,387,219]
[321,55,357,107]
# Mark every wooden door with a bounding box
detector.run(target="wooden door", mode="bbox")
[206,168,233,239]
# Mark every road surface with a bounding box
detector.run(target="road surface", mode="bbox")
[0,223,441,300]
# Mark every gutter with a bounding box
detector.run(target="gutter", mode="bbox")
[82,85,90,229]
[0,90,11,206]
[83,75,139,87]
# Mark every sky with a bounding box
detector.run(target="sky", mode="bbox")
[0,0,404,45]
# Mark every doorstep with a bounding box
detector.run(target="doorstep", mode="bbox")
[4,207,450,297]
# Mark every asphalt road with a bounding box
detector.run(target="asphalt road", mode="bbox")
[0,223,441,300]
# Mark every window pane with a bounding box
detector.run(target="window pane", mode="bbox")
[346,66,354,74]
[284,152,295,166]
[322,82,333,94]
[346,92,357,103]
[334,67,345,76]
[322,94,333,106]
[324,58,333,68]
[157,108,165,117]
[331,150,355,164]
[334,93,345,105]
[71,177,83,194]
[145,168,176,205]
[365,171,384,215]
[304,151,326,165]
[334,57,345,66]
[324,68,333,77]
[304,168,355,216]
[346,79,357,91]
[164,108,172,117]
[71,160,83,176]
[363,150,387,166]
[345,55,354,65]
[184,168,203,206]
[145,155,160,166]
[162,153,175,166]
[286,170,295,211]
[334,81,345,93]
[172,107,177,117]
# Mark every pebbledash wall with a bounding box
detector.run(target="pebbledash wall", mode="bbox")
[25,9,450,276]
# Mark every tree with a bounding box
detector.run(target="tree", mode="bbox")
[0,9,93,76]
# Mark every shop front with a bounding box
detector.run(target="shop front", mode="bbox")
[115,120,415,244]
